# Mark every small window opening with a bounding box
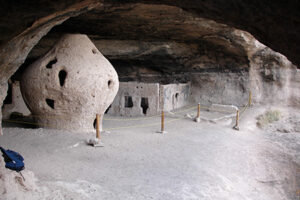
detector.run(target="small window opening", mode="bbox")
[125,96,133,108]
[93,118,97,129]
[141,97,149,115]
[46,58,57,69]
[3,83,12,105]
[175,93,179,100]
[108,80,113,89]
[58,70,67,86]
[105,105,111,114]
[46,98,55,109]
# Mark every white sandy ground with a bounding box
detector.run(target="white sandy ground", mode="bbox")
[0,105,299,200]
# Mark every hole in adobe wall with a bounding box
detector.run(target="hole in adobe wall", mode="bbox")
[141,97,149,115]
[92,48,97,54]
[124,96,133,108]
[46,58,57,69]
[46,99,55,109]
[108,80,113,89]
[58,70,67,87]
[93,118,97,129]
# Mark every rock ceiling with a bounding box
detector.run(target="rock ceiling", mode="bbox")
[1,0,299,67]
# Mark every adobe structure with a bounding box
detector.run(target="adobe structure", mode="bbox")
[20,34,119,132]
[108,82,190,116]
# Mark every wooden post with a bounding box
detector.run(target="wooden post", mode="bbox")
[157,84,167,133]
[233,110,239,130]
[197,103,200,118]
[96,114,100,139]
[249,91,252,107]
[194,103,201,122]
[161,110,165,133]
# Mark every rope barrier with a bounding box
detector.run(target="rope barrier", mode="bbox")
[239,103,250,118]
[103,118,180,131]
[5,103,235,123]
[2,113,181,131]
[2,91,252,132]
[2,108,233,132]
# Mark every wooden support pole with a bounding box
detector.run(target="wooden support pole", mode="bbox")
[96,114,100,139]
[249,91,252,107]
[157,84,167,134]
[233,110,239,130]
[161,110,165,133]
[194,103,201,122]
[197,103,200,118]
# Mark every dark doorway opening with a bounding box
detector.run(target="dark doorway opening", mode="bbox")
[175,92,179,100]
[125,96,133,108]
[141,97,149,115]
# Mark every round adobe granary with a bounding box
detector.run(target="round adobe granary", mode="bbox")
[20,34,119,132]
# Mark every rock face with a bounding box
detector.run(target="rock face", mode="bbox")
[0,82,8,135]
[0,0,101,135]
[20,34,119,132]
[2,81,31,119]
[0,1,299,67]
[21,9,300,108]
[0,156,42,199]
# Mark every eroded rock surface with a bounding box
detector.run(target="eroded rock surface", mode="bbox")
[21,34,119,132]
[22,4,298,108]
[2,81,31,119]
[0,82,8,135]
[0,156,42,200]
[0,0,101,134]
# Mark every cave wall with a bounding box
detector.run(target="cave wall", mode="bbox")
[2,81,31,119]
[0,0,101,134]
[190,72,249,106]
[249,48,300,107]
[0,1,299,133]
[9,4,300,109]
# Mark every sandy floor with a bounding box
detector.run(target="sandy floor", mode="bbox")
[0,105,299,200]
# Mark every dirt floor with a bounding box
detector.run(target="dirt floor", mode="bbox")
[0,105,299,200]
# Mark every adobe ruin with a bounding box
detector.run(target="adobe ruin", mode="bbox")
[108,82,190,116]
[20,34,119,132]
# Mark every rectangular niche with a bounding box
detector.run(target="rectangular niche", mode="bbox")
[124,96,133,108]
